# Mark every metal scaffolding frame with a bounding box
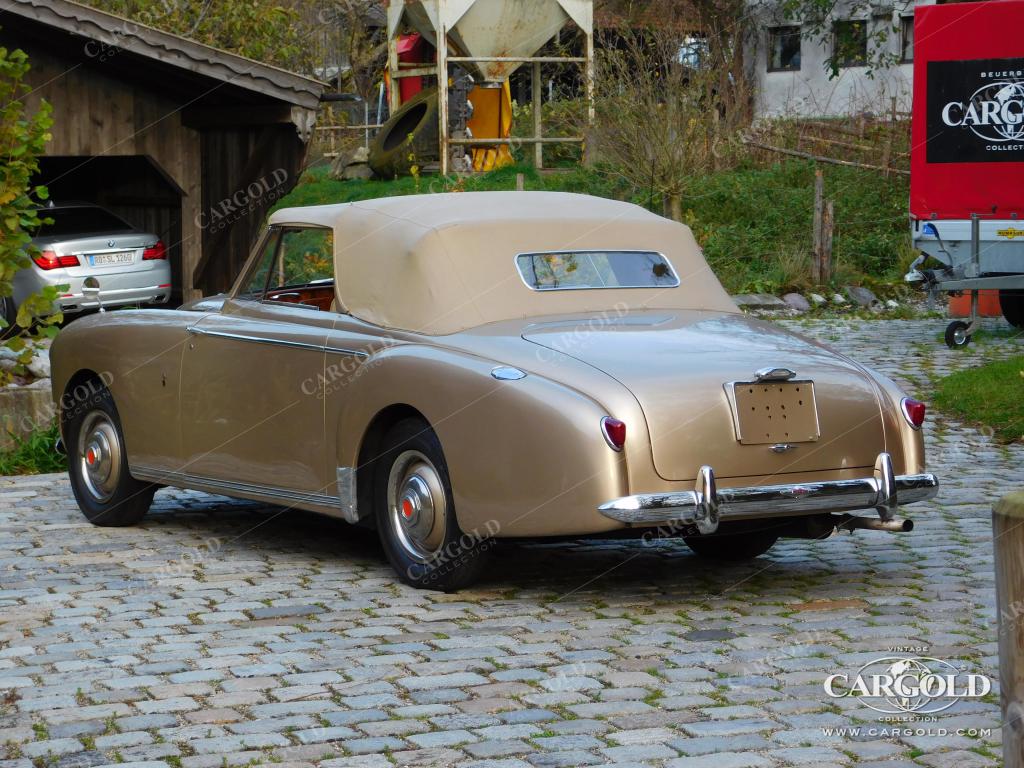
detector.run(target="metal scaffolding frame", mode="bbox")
[386,0,594,175]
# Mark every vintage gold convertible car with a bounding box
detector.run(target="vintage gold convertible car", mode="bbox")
[50,192,938,589]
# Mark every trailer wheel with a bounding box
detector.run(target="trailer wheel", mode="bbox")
[944,320,971,348]
[999,290,1024,328]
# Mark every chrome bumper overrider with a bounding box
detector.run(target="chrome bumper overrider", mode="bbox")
[597,452,938,535]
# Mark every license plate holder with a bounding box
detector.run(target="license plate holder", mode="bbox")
[88,251,134,266]
[726,380,819,445]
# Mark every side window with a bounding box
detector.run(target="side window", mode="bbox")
[268,227,334,290]
[238,229,281,298]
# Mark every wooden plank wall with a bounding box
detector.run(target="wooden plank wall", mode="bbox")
[17,42,204,301]
[198,125,307,294]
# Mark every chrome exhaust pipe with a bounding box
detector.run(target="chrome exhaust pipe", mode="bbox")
[835,514,913,533]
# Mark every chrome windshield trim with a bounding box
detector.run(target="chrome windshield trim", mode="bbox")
[185,325,368,358]
[597,452,938,533]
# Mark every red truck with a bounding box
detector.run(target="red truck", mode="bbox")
[909,0,1024,346]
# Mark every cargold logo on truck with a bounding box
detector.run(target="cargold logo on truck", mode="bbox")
[941,82,1024,142]
[927,57,1024,163]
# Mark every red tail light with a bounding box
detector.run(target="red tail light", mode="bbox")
[143,241,166,260]
[33,250,79,270]
[901,398,926,429]
[601,417,626,451]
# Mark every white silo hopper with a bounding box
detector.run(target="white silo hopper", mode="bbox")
[385,0,594,174]
[392,0,592,84]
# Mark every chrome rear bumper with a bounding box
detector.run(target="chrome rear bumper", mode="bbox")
[597,452,938,535]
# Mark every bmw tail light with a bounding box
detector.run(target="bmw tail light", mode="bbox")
[143,241,167,260]
[33,250,79,270]
[601,417,626,451]
[901,398,926,429]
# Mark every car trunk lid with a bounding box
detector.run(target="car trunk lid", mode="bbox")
[522,311,886,481]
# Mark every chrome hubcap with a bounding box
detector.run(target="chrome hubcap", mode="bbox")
[954,328,968,345]
[78,411,121,502]
[387,450,446,562]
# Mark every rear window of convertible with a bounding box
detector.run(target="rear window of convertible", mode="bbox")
[516,250,679,291]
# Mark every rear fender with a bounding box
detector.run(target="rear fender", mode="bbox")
[333,345,628,537]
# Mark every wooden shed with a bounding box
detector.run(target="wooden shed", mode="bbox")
[2,0,326,301]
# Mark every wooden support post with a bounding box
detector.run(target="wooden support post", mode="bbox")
[812,169,824,285]
[881,96,897,176]
[532,60,543,170]
[387,30,401,116]
[515,173,525,191]
[437,24,450,176]
[584,31,595,166]
[822,200,834,284]
[994,492,1024,767]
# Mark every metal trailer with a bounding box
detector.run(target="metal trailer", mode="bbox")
[907,1,1024,348]
[908,215,1024,348]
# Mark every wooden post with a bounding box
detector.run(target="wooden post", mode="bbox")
[583,30,595,166]
[881,96,897,176]
[822,200,834,284]
[812,169,824,284]
[515,173,525,191]
[532,60,543,170]
[437,23,450,176]
[387,26,401,116]
[994,492,1024,767]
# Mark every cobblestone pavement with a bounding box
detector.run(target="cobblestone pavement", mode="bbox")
[2,318,1023,768]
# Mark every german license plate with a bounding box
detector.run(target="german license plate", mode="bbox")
[729,380,819,445]
[89,251,134,266]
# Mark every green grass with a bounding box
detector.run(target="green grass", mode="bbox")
[933,355,1024,443]
[278,158,912,295]
[0,424,65,475]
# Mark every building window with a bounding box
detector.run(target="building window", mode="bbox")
[900,16,914,62]
[833,20,868,67]
[768,26,801,71]
[678,35,709,69]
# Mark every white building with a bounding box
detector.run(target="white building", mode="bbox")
[750,0,934,118]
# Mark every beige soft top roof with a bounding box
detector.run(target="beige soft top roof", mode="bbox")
[268,192,737,335]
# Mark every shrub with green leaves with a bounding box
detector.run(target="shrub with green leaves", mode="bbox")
[0,41,60,383]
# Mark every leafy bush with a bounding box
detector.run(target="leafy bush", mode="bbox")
[0,424,65,475]
[0,41,60,383]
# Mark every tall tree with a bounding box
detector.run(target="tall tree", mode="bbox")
[82,0,319,74]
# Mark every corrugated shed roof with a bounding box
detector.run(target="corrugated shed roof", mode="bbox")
[4,0,326,108]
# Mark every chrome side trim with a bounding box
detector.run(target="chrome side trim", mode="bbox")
[597,452,939,532]
[185,325,368,358]
[130,466,342,510]
[337,467,360,524]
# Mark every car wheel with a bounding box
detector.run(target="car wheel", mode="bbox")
[683,530,779,561]
[66,385,154,526]
[373,418,491,591]
[999,290,1024,329]
[944,319,971,348]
